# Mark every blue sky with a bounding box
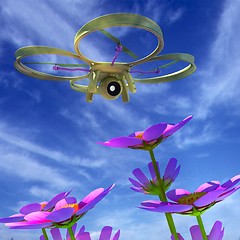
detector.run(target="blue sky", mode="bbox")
[0,0,240,239]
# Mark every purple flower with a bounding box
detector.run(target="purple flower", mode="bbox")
[140,175,240,215]
[129,158,180,195]
[97,116,192,150]
[171,221,224,240]
[0,191,70,226]
[4,185,114,229]
[40,225,120,240]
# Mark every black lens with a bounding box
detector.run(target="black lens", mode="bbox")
[107,81,121,96]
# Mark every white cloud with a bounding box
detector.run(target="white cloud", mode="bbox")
[166,8,185,24]
[144,0,184,24]
[0,123,106,168]
[0,0,110,64]
[0,152,79,191]
[193,0,240,119]
[173,123,219,149]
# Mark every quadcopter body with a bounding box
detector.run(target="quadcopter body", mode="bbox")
[14,13,196,102]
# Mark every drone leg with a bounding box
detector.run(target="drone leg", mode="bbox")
[123,71,136,93]
[88,70,100,93]
[86,92,94,102]
[119,74,130,103]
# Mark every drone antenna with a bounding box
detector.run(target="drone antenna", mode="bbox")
[53,65,91,73]
[111,44,123,65]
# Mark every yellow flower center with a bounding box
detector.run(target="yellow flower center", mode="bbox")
[177,192,206,205]
[135,132,144,139]
[62,203,79,213]
[41,203,47,210]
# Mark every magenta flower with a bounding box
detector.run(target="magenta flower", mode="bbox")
[140,175,240,215]
[129,158,180,195]
[170,221,224,240]
[97,116,192,150]
[0,191,70,227]
[190,221,224,240]
[40,225,120,240]
[4,185,114,229]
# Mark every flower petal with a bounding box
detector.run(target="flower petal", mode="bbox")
[164,158,178,180]
[141,200,162,208]
[195,181,220,193]
[76,232,91,240]
[55,199,69,210]
[7,221,52,229]
[0,213,25,223]
[216,185,240,201]
[171,233,185,240]
[44,191,71,211]
[129,178,142,188]
[132,168,149,185]
[208,221,224,240]
[24,211,51,222]
[194,189,225,207]
[172,166,181,182]
[140,202,192,213]
[66,197,77,204]
[221,175,240,189]
[20,203,42,215]
[79,188,105,208]
[97,137,143,148]
[148,161,157,179]
[51,228,63,240]
[46,208,74,222]
[130,186,143,193]
[128,131,143,137]
[143,123,167,141]
[167,189,191,202]
[112,229,121,240]
[77,184,114,215]
[163,116,192,137]
[190,225,202,240]
[99,226,112,240]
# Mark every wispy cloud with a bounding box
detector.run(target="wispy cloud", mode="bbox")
[0,152,79,190]
[142,0,184,24]
[193,0,240,119]
[0,123,106,168]
[173,123,219,149]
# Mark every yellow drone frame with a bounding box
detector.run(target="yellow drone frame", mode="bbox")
[14,13,196,102]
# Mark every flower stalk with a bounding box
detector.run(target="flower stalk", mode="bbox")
[148,149,179,240]
[68,227,76,240]
[196,215,208,240]
[42,228,49,240]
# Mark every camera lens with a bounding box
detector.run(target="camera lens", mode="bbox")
[99,76,122,100]
[107,81,121,96]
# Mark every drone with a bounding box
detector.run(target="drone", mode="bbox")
[14,13,196,102]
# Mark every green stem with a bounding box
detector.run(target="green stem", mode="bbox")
[68,226,76,240]
[148,149,179,240]
[196,215,208,240]
[41,228,49,240]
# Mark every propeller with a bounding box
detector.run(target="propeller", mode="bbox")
[99,29,138,59]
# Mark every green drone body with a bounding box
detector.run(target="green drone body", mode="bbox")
[14,13,196,102]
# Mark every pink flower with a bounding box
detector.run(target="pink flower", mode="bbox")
[40,225,120,240]
[171,221,224,240]
[0,191,70,228]
[4,185,114,229]
[97,116,192,150]
[141,175,240,215]
[129,158,180,195]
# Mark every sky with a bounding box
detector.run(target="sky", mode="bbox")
[0,0,240,239]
